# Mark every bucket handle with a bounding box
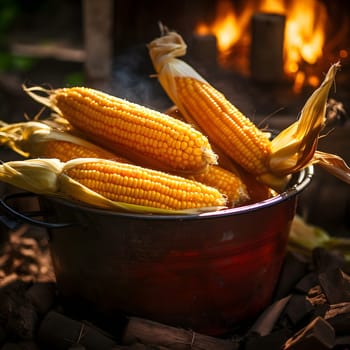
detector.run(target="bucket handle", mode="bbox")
[0,192,73,229]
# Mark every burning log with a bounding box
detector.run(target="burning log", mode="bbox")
[122,317,236,350]
[250,12,285,83]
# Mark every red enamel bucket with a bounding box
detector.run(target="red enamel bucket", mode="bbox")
[0,166,313,335]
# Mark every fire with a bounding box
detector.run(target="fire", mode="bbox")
[284,0,327,92]
[195,0,331,93]
[196,0,254,60]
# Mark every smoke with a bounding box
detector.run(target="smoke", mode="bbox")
[111,44,171,112]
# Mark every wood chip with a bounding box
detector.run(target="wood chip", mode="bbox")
[318,268,350,304]
[282,316,335,350]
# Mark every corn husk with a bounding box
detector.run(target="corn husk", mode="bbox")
[0,158,226,215]
[268,62,340,174]
[0,120,120,161]
[289,215,350,261]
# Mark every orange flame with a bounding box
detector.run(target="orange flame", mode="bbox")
[195,0,332,93]
[196,0,253,60]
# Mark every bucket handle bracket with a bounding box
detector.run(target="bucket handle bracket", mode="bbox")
[0,192,73,229]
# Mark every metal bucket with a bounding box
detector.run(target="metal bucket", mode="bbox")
[0,167,313,335]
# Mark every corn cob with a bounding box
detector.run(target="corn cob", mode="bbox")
[148,30,347,190]
[23,85,217,174]
[190,165,250,206]
[174,76,272,175]
[0,121,126,162]
[0,158,227,214]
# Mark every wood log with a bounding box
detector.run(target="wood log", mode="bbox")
[273,252,309,301]
[325,302,350,334]
[295,273,318,294]
[250,12,285,82]
[282,316,335,350]
[37,311,117,350]
[318,268,350,304]
[122,317,236,350]
[248,295,291,336]
[284,295,314,326]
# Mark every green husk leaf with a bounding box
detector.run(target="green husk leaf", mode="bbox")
[289,215,350,261]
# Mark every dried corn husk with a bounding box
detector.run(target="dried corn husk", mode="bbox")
[0,120,123,161]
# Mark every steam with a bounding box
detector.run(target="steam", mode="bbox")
[111,45,171,112]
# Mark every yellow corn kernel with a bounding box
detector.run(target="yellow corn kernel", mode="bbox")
[41,140,121,162]
[63,160,226,211]
[189,165,250,206]
[23,86,217,174]
[175,76,272,176]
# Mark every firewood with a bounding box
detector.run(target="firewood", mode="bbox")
[37,310,117,350]
[295,273,318,294]
[325,302,350,334]
[248,295,291,336]
[273,252,309,301]
[318,268,350,304]
[283,295,314,326]
[282,316,335,350]
[122,317,236,350]
[306,285,328,306]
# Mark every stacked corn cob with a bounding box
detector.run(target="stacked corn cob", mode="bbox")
[0,89,251,213]
[0,27,348,215]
